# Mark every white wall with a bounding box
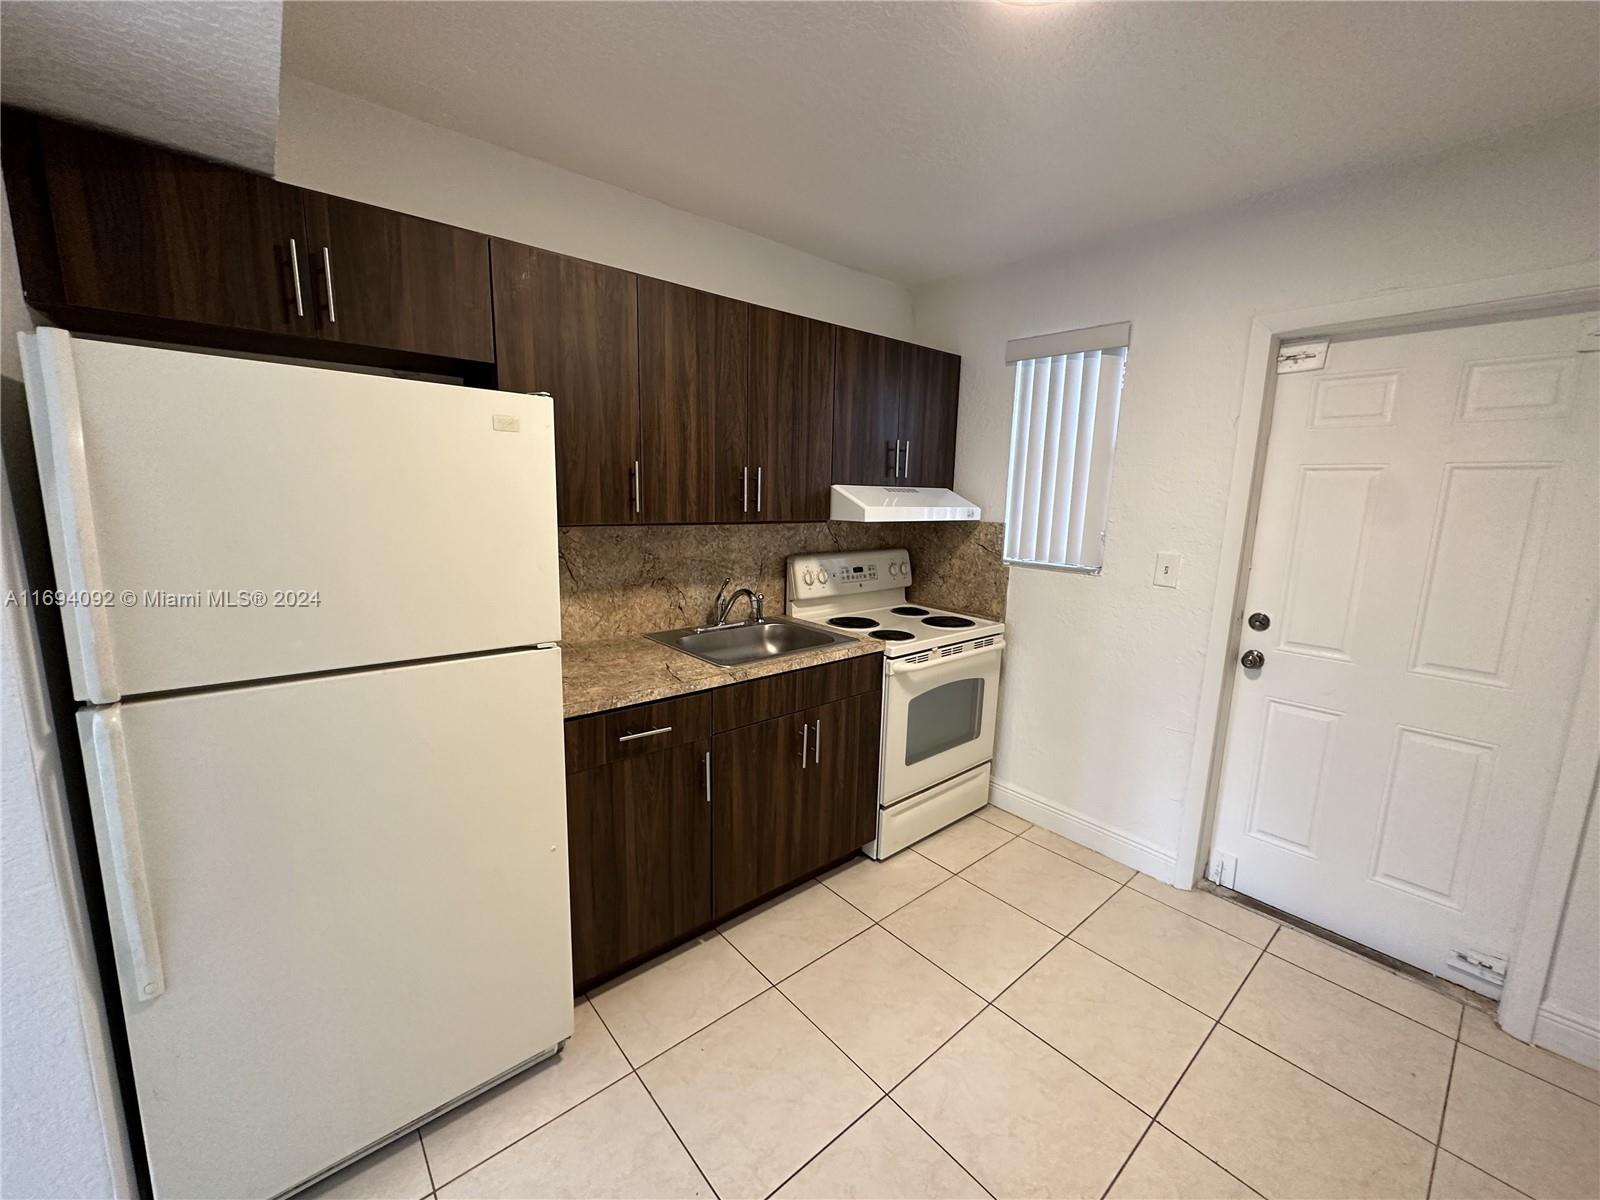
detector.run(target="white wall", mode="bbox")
[913,111,1600,877]
[1540,787,1600,1064]
[1,195,134,1197]
[275,77,913,340]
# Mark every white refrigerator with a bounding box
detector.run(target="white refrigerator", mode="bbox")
[20,329,573,1199]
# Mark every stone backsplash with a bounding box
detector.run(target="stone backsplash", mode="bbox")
[559,520,1007,643]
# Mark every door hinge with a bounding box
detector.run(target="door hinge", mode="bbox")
[1276,340,1329,374]
[1447,947,1508,987]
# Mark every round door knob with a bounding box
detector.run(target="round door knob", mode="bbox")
[1240,650,1265,670]
[1247,612,1271,631]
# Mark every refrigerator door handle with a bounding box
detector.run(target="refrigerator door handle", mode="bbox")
[88,709,165,1001]
[21,330,120,702]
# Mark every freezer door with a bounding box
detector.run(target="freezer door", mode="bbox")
[79,649,572,1200]
[22,329,560,702]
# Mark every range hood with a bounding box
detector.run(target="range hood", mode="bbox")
[830,483,982,522]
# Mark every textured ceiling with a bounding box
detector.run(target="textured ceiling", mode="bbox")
[282,1,1599,285]
[1,1,283,171]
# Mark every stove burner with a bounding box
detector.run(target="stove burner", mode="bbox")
[828,616,879,629]
[869,629,915,642]
[922,615,976,629]
[891,606,930,616]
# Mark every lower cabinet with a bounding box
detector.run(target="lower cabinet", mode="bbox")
[563,655,882,989]
[710,693,880,919]
[566,740,712,988]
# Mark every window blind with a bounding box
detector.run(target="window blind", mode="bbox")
[1003,338,1128,572]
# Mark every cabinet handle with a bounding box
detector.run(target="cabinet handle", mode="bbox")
[800,720,808,769]
[902,440,911,479]
[756,466,763,513]
[632,461,641,514]
[618,725,672,743]
[288,238,305,318]
[321,246,337,323]
[742,466,749,514]
[813,718,821,765]
[703,750,711,804]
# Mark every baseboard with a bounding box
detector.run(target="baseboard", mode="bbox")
[989,777,1177,883]
[1532,1002,1600,1069]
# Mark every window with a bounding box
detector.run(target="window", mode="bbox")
[1002,321,1129,572]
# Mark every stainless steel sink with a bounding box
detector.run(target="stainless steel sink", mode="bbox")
[647,616,858,667]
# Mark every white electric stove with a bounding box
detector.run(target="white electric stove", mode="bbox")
[788,548,1005,859]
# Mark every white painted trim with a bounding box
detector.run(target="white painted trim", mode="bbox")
[1175,259,1600,1046]
[1176,260,1600,891]
[989,776,1177,882]
[1498,619,1600,1041]
[1532,1002,1600,1070]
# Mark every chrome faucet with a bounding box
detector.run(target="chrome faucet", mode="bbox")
[710,577,765,625]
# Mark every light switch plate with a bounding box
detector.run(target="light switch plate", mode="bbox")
[1153,552,1182,588]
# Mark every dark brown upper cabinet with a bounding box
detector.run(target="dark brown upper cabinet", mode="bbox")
[304,194,492,362]
[832,328,904,486]
[747,308,835,522]
[4,111,311,337]
[492,240,641,525]
[638,278,746,524]
[833,329,960,489]
[901,343,961,487]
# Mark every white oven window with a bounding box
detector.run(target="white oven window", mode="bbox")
[905,678,986,765]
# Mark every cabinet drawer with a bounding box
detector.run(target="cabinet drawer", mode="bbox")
[711,653,881,733]
[564,692,711,773]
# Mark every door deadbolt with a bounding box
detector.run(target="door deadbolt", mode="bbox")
[1240,650,1265,670]
[1247,612,1271,631]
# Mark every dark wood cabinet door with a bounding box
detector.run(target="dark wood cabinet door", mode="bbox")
[567,742,712,987]
[751,308,835,522]
[901,346,961,488]
[711,713,808,919]
[807,692,882,867]
[305,194,492,361]
[639,278,746,523]
[832,328,903,486]
[491,240,640,525]
[23,113,311,335]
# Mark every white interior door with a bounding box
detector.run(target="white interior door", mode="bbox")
[81,649,572,1199]
[1212,311,1598,993]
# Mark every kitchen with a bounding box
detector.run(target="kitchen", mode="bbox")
[2,4,1598,1200]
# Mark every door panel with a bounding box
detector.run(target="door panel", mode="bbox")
[81,650,571,1200]
[1212,312,1599,989]
[306,194,493,361]
[809,693,882,866]
[751,308,835,521]
[639,278,744,523]
[711,713,807,918]
[833,328,902,485]
[492,242,640,525]
[567,741,712,986]
[901,345,961,487]
[31,113,311,336]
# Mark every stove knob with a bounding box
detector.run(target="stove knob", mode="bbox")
[803,569,815,586]
[818,569,830,583]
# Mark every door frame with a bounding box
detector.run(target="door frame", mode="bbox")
[1175,260,1600,1040]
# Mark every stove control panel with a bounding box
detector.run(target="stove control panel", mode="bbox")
[787,549,912,598]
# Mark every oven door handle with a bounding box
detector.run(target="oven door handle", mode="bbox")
[886,636,1005,675]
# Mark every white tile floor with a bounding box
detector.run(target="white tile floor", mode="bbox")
[307,808,1600,1200]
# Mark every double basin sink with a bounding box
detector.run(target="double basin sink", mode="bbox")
[647,616,858,667]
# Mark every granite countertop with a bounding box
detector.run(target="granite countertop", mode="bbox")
[561,627,882,717]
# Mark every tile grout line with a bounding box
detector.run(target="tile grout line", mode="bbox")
[1450,1034,1600,1107]
[890,1094,999,1200]
[1261,943,1465,1041]
[415,1131,439,1197]
[585,997,722,1200]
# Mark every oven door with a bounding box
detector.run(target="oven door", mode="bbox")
[882,636,1004,806]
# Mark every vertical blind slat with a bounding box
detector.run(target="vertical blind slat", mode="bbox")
[1004,336,1127,571]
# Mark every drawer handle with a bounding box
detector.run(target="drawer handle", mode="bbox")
[618,725,673,743]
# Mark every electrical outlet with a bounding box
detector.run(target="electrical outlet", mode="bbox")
[1154,552,1182,588]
